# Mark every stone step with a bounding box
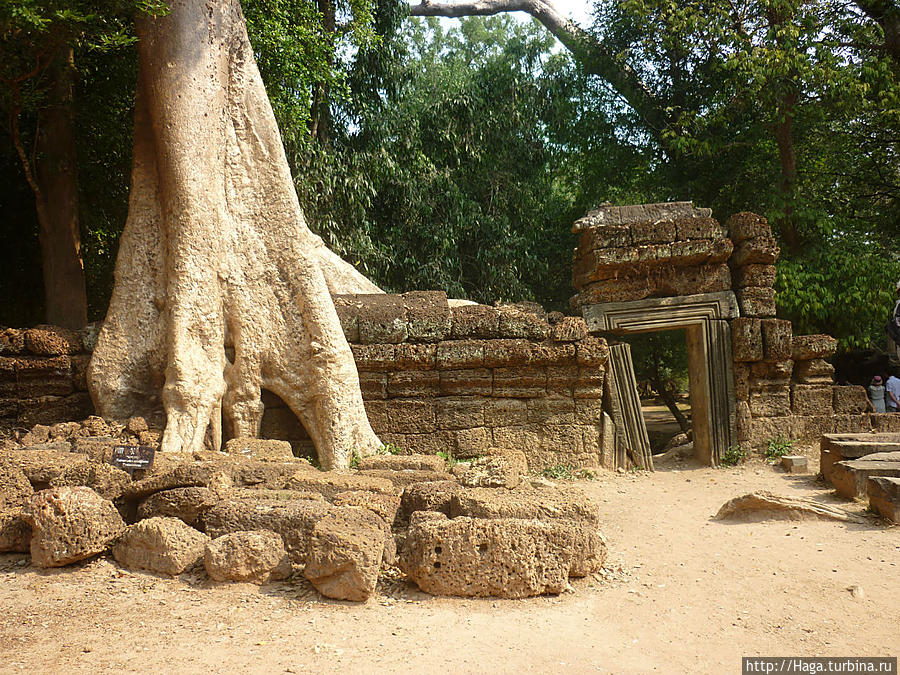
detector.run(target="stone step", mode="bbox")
[819,433,900,481]
[867,477,900,523]
[829,458,900,500]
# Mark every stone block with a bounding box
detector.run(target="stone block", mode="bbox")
[872,413,900,433]
[674,216,726,241]
[387,399,436,433]
[669,238,733,265]
[333,297,360,343]
[436,340,485,369]
[791,415,835,444]
[15,356,73,398]
[395,343,437,370]
[573,201,705,231]
[113,516,209,576]
[577,224,630,250]
[357,454,446,473]
[546,365,579,396]
[526,341,576,366]
[377,431,457,457]
[526,398,575,424]
[351,344,396,372]
[833,386,870,414]
[792,359,834,384]
[204,530,292,584]
[791,334,838,361]
[550,316,588,342]
[483,398,527,426]
[333,490,402,529]
[780,455,808,473]
[492,367,548,398]
[761,319,792,362]
[576,337,610,366]
[726,212,772,243]
[0,328,25,354]
[458,448,528,489]
[387,371,440,398]
[571,264,732,305]
[630,219,676,244]
[358,372,387,400]
[404,291,451,343]
[733,363,750,399]
[453,427,492,457]
[363,400,389,431]
[732,264,777,289]
[790,384,833,415]
[24,326,83,356]
[574,399,605,424]
[497,304,550,340]
[436,397,484,430]
[357,469,451,489]
[730,235,780,267]
[400,481,460,521]
[735,401,752,442]
[830,458,900,500]
[356,294,408,344]
[830,414,873,434]
[750,359,793,382]
[136,487,218,529]
[574,368,605,399]
[449,304,500,339]
[748,390,791,417]
[736,287,776,317]
[18,396,70,427]
[287,472,396,500]
[438,368,492,396]
[867,477,900,522]
[747,416,794,446]
[732,317,763,362]
[483,339,532,368]
[71,354,91,391]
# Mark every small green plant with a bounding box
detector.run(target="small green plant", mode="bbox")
[720,443,749,467]
[376,443,402,456]
[765,436,794,461]
[348,450,361,469]
[539,464,597,481]
[436,450,457,470]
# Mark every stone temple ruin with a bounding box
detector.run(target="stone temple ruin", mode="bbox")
[1,201,899,602]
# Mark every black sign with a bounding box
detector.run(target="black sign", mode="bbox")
[109,445,156,475]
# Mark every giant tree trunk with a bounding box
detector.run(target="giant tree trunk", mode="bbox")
[87,0,383,469]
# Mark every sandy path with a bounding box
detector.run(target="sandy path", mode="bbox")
[1,456,897,674]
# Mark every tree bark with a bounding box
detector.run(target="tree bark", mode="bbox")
[408,0,670,134]
[651,378,690,434]
[87,0,382,469]
[853,0,900,66]
[773,90,802,254]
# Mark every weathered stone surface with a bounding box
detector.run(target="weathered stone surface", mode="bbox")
[830,458,900,500]
[790,384,833,416]
[439,369,492,396]
[449,304,500,339]
[231,458,317,489]
[302,507,386,601]
[332,490,401,527]
[792,359,834,384]
[23,486,126,567]
[0,458,33,552]
[113,516,208,575]
[577,224,631,250]
[224,438,294,461]
[867,477,900,523]
[726,212,771,243]
[458,448,528,489]
[435,341,484,370]
[482,339,532,368]
[394,343,437,370]
[780,455,808,473]
[449,486,600,526]
[736,287,776,317]
[137,487,219,528]
[748,390,791,418]
[674,216,726,241]
[0,328,25,354]
[573,201,706,232]
[791,334,838,361]
[400,480,460,521]
[124,460,235,500]
[2,448,88,487]
[730,236,780,267]
[436,397,485,429]
[356,294,408,344]
[732,317,763,362]
[550,317,588,342]
[715,491,865,523]
[570,264,728,306]
[351,344,397,372]
[400,515,579,598]
[286,471,395,500]
[732,263,777,289]
[750,359,793,383]
[204,530,292,584]
[386,399,437,433]
[404,291,451,343]
[833,386,870,414]
[576,337,610,367]
[493,367,547,398]
[630,219,676,244]
[733,363,750,399]
[204,496,332,564]
[357,454,446,473]
[387,370,440,398]
[497,303,551,340]
[24,325,83,356]
[49,461,132,501]
[356,469,451,489]
[761,319,792,362]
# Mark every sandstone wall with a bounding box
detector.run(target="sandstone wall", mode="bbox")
[1,293,610,470]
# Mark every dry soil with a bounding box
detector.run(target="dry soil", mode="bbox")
[1,451,898,674]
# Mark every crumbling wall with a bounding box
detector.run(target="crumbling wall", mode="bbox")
[1,293,611,470]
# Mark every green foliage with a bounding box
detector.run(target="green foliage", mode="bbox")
[720,444,749,467]
[436,450,457,470]
[765,436,795,460]
[377,442,402,456]
[348,450,361,469]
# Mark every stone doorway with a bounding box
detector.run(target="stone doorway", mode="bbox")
[582,292,737,465]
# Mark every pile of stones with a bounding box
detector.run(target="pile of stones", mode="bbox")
[0,423,606,601]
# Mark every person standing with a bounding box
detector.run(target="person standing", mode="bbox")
[888,281,900,361]
[869,375,887,413]
[886,372,900,412]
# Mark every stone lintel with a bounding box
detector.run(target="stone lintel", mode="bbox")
[572,201,712,233]
[581,292,739,335]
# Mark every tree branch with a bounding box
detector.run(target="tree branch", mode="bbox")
[407,0,671,134]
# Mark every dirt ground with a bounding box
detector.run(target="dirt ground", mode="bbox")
[1,449,898,675]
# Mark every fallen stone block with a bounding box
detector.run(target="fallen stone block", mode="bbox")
[780,455,808,473]
[356,468,450,489]
[24,325,83,356]
[136,487,219,529]
[223,438,295,461]
[124,459,235,501]
[332,490,401,527]
[49,461,132,501]
[715,491,866,523]
[2,447,87,488]
[400,515,581,598]
[830,455,900,500]
[0,458,33,552]
[303,507,386,602]
[113,516,209,575]
[450,486,600,526]
[867,477,900,523]
[357,453,446,473]
[400,480,461,522]
[23,486,126,567]
[204,530,292,584]
[458,448,528,489]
